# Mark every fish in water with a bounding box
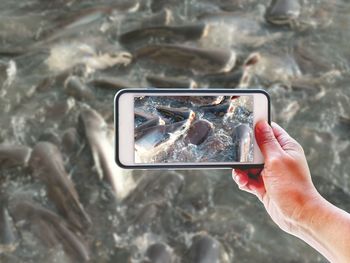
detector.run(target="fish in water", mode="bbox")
[134,44,236,74]
[199,103,232,117]
[232,124,252,162]
[62,128,81,154]
[28,141,92,233]
[79,106,137,200]
[119,24,209,46]
[124,172,184,230]
[0,204,18,253]
[64,75,95,101]
[46,42,132,75]
[88,76,139,90]
[0,144,32,168]
[201,53,260,88]
[135,112,196,163]
[265,0,301,26]
[135,115,194,151]
[135,108,160,122]
[9,200,90,262]
[197,96,238,114]
[167,96,225,106]
[125,171,184,208]
[135,117,165,139]
[156,106,193,122]
[146,75,198,89]
[121,9,173,34]
[150,0,178,12]
[188,233,230,263]
[201,70,245,89]
[339,115,350,127]
[38,2,141,42]
[143,243,174,263]
[183,119,213,146]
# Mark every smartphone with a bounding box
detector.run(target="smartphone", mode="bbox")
[115,89,270,169]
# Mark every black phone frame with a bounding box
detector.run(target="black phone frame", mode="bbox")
[115,88,271,169]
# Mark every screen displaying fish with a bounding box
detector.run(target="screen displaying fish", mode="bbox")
[134,95,254,163]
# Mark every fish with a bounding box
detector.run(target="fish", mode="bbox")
[143,243,174,263]
[135,119,191,150]
[64,76,95,101]
[201,53,260,88]
[79,106,136,200]
[0,144,32,168]
[38,2,140,42]
[134,44,236,74]
[10,200,90,262]
[121,9,173,34]
[146,75,198,89]
[201,71,245,88]
[131,202,163,227]
[38,131,61,147]
[125,172,184,228]
[199,103,232,117]
[278,101,300,122]
[135,117,165,139]
[156,106,193,122]
[35,65,86,93]
[88,76,138,90]
[339,115,350,127]
[150,0,177,12]
[167,96,225,106]
[265,0,301,26]
[293,41,333,76]
[188,233,229,263]
[232,124,252,162]
[62,128,81,154]
[135,111,196,162]
[243,52,261,69]
[0,204,18,253]
[28,142,92,233]
[125,171,184,207]
[135,108,160,121]
[183,120,213,146]
[119,24,209,45]
[46,42,132,74]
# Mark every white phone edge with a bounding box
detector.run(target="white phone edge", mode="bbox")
[114,89,270,169]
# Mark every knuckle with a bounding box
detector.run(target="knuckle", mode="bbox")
[286,139,304,152]
[268,156,282,166]
[289,139,301,149]
[294,142,304,153]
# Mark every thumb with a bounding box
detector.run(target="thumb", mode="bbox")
[255,121,282,158]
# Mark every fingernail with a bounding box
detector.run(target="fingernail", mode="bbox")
[232,170,237,178]
[236,176,244,186]
[232,174,238,182]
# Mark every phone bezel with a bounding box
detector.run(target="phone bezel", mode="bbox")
[115,89,271,169]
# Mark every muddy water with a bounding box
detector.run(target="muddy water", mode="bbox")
[0,0,349,262]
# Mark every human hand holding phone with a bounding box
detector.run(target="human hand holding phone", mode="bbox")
[232,121,350,262]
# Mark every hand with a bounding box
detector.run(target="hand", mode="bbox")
[232,121,322,234]
[232,121,350,262]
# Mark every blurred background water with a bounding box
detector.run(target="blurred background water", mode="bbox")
[0,0,349,262]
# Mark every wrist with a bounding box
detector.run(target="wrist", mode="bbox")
[288,189,326,234]
[290,190,329,236]
[286,190,350,263]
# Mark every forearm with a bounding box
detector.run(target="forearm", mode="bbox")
[293,194,350,262]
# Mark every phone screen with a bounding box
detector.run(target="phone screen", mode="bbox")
[134,95,254,164]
